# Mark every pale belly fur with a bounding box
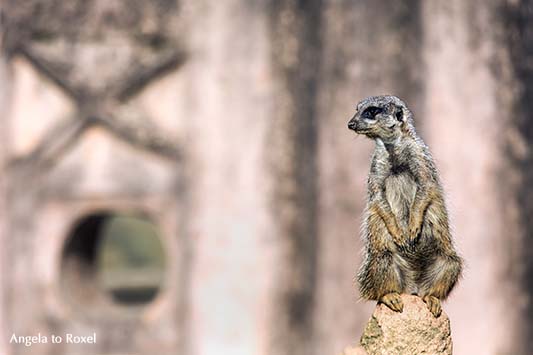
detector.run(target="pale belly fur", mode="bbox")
[385,173,420,294]
[384,173,417,230]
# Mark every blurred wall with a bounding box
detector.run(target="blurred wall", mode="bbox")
[1,1,533,355]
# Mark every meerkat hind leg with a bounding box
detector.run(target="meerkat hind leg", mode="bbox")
[418,254,461,317]
[423,295,441,317]
[379,292,403,312]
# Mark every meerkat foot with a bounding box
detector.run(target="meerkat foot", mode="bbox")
[379,292,403,312]
[423,295,442,317]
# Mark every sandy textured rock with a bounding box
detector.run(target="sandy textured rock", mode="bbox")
[359,294,452,355]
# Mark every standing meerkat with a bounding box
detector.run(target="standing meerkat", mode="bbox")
[347,95,462,317]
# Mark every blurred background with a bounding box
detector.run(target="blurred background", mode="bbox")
[1,1,532,355]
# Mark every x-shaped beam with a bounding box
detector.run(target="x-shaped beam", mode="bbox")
[9,42,186,172]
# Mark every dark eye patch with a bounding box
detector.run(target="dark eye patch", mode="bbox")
[361,106,383,119]
[395,110,403,121]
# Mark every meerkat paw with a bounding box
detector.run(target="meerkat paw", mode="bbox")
[391,230,409,248]
[407,213,422,237]
[423,295,442,317]
[379,292,403,313]
[408,222,421,242]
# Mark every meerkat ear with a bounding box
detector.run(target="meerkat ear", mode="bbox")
[395,108,404,122]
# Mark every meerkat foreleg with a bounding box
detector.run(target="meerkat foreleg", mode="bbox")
[407,187,434,242]
[368,200,406,247]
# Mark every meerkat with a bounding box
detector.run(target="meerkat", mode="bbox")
[347,95,462,317]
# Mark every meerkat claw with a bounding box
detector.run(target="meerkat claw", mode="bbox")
[379,292,403,313]
[423,295,442,317]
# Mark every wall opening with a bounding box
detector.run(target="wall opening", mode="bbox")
[60,212,166,314]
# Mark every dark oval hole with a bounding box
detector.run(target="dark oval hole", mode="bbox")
[60,212,166,314]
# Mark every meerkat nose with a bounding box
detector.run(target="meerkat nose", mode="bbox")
[348,120,357,130]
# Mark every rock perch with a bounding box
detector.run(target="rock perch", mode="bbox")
[340,294,452,355]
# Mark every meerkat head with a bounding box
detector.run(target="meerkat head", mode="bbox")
[347,95,415,142]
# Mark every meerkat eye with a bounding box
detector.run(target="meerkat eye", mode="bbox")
[361,106,383,120]
[395,110,403,122]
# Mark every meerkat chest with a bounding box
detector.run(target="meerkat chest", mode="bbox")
[384,173,417,222]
